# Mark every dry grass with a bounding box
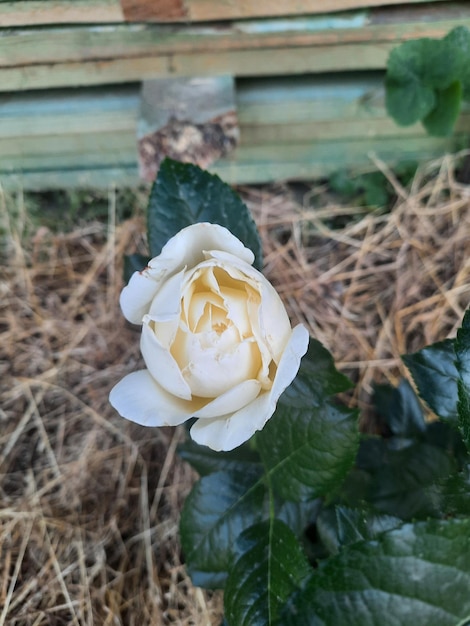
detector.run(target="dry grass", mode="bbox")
[1,152,470,624]
[244,152,470,423]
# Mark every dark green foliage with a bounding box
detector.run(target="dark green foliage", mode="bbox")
[373,379,426,437]
[402,339,459,423]
[180,467,267,589]
[257,339,359,502]
[224,520,311,626]
[456,310,470,450]
[283,518,470,626]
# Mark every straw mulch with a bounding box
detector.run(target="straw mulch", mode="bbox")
[246,152,470,423]
[1,152,469,624]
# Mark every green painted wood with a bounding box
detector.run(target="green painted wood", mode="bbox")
[1,71,469,188]
[241,114,470,144]
[0,16,463,67]
[0,74,470,182]
[0,167,141,191]
[4,116,459,169]
[0,132,137,169]
[0,44,400,91]
[0,0,444,28]
[2,74,468,140]
[0,5,468,90]
[1,133,466,190]
[0,87,139,137]
[0,0,123,27]
[211,135,469,183]
[3,6,468,69]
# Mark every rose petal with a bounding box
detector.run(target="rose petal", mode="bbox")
[162,223,254,269]
[257,280,292,364]
[147,268,185,321]
[190,392,272,451]
[193,253,274,384]
[141,319,192,401]
[109,369,202,427]
[173,326,261,397]
[270,324,310,399]
[120,267,165,325]
[194,379,261,419]
[203,250,292,362]
[190,324,309,451]
[120,224,254,324]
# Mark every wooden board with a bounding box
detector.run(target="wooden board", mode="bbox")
[0,0,442,26]
[121,0,439,22]
[0,4,468,91]
[3,7,467,67]
[0,1,124,26]
[121,0,186,21]
[0,134,464,190]
[0,87,139,138]
[1,74,469,188]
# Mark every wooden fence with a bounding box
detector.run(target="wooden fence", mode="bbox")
[0,1,468,189]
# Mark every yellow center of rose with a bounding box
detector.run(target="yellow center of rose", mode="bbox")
[169,266,264,398]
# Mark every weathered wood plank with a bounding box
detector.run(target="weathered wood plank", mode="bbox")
[3,111,468,169]
[2,75,469,148]
[237,76,385,124]
[0,5,467,91]
[0,0,124,27]
[1,72,468,188]
[0,87,139,137]
[186,0,437,22]
[0,132,137,170]
[121,0,187,21]
[0,75,384,132]
[0,57,169,91]
[3,10,468,68]
[0,167,141,190]
[0,134,464,190]
[0,0,443,27]
[211,135,467,183]
[241,114,470,144]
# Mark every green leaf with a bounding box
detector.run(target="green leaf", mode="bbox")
[362,173,390,208]
[283,517,470,626]
[123,253,150,284]
[316,505,402,555]
[402,339,459,423]
[178,439,261,477]
[257,401,359,503]
[180,467,266,588]
[443,26,470,99]
[373,379,426,437]
[280,338,354,408]
[385,28,467,129]
[350,437,456,519]
[146,158,263,268]
[441,466,470,516]
[455,309,470,450]
[423,80,463,136]
[224,520,311,626]
[257,340,358,504]
[276,499,322,539]
[385,38,443,126]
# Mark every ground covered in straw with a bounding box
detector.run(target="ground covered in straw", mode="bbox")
[1,153,469,625]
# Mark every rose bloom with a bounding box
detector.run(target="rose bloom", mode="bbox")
[110,223,309,451]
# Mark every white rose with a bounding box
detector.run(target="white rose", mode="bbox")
[109,223,309,451]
